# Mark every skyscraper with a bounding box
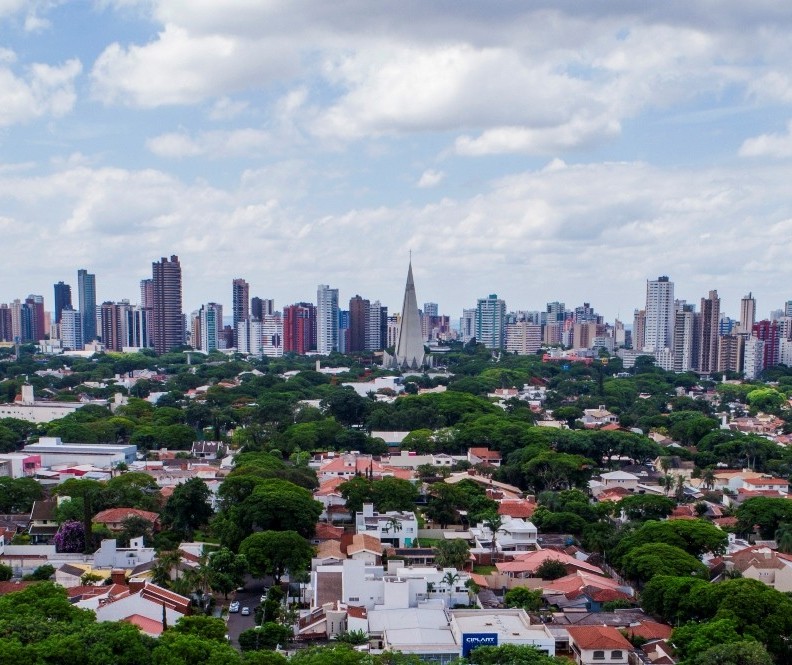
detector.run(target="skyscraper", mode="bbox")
[53,282,72,325]
[140,279,154,309]
[283,303,317,354]
[367,301,387,351]
[698,290,720,373]
[739,293,756,335]
[151,255,184,354]
[0,305,11,342]
[673,305,696,373]
[316,285,339,355]
[753,320,780,369]
[348,295,370,353]
[232,278,250,345]
[77,269,97,343]
[644,276,674,352]
[59,308,82,351]
[476,294,506,349]
[199,303,223,352]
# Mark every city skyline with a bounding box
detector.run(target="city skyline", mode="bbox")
[4,4,792,318]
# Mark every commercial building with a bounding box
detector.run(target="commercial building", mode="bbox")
[53,281,72,325]
[22,436,136,468]
[0,385,105,424]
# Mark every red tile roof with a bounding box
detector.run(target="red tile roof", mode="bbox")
[124,614,165,636]
[498,500,537,519]
[315,523,345,540]
[625,620,673,641]
[92,508,160,525]
[567,625,632,650]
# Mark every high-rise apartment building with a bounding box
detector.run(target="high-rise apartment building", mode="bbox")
[100,301,123,351]
[77,269,97,343]
[0,305,11,342]
[506,321,542,355]
[545,301,566,323]
[199,303,223,352]
[367,301,387,351]
[348,295,370,353]
[316,285,339,355]
[232,278,250,345]
[59,308,83,350]
[632,309,646,351]
[743,337,765,380]
[151,255,184,354]
[460,309,477,343]
[697,290,720,373]
[673,306,697,373]
[476,294,506,350]
[644,276,674,351]
[53,282,72,325]
[140,279,154,309]
[718,334,744,374]
[283,303,317,355]
[752,320,780,369]
[739,293,756,335]
[21,296,45,343]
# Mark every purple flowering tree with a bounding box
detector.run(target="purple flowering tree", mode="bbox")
[53,520,86,553]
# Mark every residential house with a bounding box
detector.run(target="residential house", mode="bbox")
[470,515,538,555]
[28,499,58,544]
[189,441,224,460]
[581,406,618,428]
[467,448,502,467]
[355,504,418,548]
[496,550,603,579]
[566,625,632,665]
[92,508,160,533]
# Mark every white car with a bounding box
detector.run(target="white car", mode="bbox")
[229,601,240,613]
[241,607,251,616]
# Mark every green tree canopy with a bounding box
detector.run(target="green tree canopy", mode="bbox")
[239,531,314,584]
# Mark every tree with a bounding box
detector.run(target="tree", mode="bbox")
[0,477,44,513]
[695,640,773,665]
[161,477,214,538]
[617,494,675,521]
[775,523,792,554]
[335,629,369,646]
[466,644,564,664]
[370,477,419,513]
[239,531,314,584]
[0,563,11,581]
[671,618,746,663]
[172,616,228,642]
[482,512,503,561]
[242,479,323,539]
[441,571,460,607]
[737,497,792,539]
[434,539,470,570]
[53,520,86,553]
[504,587,542,612]
[208,547,248,599]
[619,543,709,585]
[535,559,567,581]
[424,483,462,527]
[119,515,154,546]
[239,623,292,651]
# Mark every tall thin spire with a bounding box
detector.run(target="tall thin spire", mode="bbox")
[387,259,425,370]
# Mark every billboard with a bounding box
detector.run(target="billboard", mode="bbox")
[461,633,498,657]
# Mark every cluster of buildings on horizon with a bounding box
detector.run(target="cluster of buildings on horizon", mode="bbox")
[2,262,792,378]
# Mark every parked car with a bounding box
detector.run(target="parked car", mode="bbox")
[241,607,251,616]
[229,601,240,613]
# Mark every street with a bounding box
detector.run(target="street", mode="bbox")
[225,576,269,648]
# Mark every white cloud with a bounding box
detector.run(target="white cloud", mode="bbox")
[146,127,270,158]
[416,169,444,188]
[208,96,248,121]
[0,55,81,127]
[91,23,298,107]
[739,121,792,158]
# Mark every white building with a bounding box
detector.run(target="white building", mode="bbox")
[23,436,136,468]
[644,276,674,352]
[743,337,765,380]
[0,385,108,424]
[356,504,419,548]
[469,515,538,554]
[317,284,339,355]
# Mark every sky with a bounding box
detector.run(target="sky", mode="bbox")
[3,1,792,323]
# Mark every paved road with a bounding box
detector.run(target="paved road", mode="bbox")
[225,576,270,648]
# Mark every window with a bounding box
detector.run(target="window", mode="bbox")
[611,650,623,659]
[593,651,605,661]
[348,596,359,602]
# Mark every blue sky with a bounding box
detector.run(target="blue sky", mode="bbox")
[3,1,792,322]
